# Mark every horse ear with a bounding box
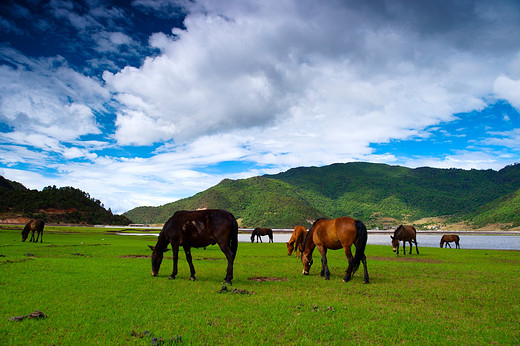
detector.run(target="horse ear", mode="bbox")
[148,245,155,251]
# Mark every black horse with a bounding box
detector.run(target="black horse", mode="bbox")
[21,219,44,243]
[250,227,273,243]
[148,209,238,284]
[390,225,419,256]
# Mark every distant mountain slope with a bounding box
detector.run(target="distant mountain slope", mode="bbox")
[466,188,520,228]
[124,162,520,229]
[125,176,323,227]
[0,177,132,225]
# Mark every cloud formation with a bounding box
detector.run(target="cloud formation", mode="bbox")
[1,0,520,213]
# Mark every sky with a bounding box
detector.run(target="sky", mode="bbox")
[1,0,520,214]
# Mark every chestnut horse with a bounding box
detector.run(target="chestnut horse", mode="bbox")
[250,227,273,243]
[391,225,419,256]
[287,226,306,256]
[301,217,369,283]
[440,234,460,249]
[148,209,238,284]
[21,219,44,243]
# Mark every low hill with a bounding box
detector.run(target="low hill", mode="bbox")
[124,162,520,229]
[0,176,132,225]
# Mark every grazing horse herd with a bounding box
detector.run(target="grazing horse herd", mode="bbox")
[20,210,461,285]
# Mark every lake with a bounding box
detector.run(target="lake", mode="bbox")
[120,231,520,250]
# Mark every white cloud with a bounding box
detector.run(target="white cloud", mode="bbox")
[0,48,108,152]
[3,0,520,214]
[494,75,520,109]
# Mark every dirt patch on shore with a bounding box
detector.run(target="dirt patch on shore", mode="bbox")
[120,255,149,259]
[370,256,443,264]
[248,276,288,282]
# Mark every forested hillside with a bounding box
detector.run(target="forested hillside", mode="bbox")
[124,162,520,229]
[0,176,132,225]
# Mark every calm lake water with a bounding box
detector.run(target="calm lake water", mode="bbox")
[123,232,520,250]
[241,233,520,250]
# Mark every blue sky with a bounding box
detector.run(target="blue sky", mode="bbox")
[1,0,520,214]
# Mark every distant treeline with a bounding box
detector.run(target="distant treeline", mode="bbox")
[0,176,132,225]
[124,162,520,229]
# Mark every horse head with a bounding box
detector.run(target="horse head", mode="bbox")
[21,226,30,242]
[301,252,313,275]
[286,241,294,255]
[148,245,170,276]
[390,235,398,252]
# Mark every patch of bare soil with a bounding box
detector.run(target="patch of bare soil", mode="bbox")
[217,286,256,295]
[9,310,47,322]
[120,255,149,259]
[370,256,443,264]
[248,276,288,282]
[195,257,224,261]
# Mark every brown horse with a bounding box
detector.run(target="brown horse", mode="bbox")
[21,219,44,243]
[286,226,306,256]
[301,217,369,283]
[391,225,419,256]
[440,234,460,249]
[148,209,238,284]
[250,227,273,243]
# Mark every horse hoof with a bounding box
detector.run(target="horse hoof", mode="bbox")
[189,276,196,281]
[363,280,369,284]
[169,275,175,280]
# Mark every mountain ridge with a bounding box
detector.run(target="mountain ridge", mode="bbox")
[124,162,520,229]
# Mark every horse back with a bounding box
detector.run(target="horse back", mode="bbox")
[289,226,306,242]
[313,217,357,249]
[163,209,237,248]
[395,225,416,241]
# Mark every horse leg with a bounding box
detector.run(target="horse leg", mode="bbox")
[169,245,179,280]
[317,246,330,279]
[183,246,196,281]
[415,240,419,254]
[447,242,452,248]
[35,231,40,243]
[218,244,235,285]
[343,247,354,282]
[456,241,460,249]
[259,235,263,243]
[408,240,412,255]
[361,255,369,284]
[30,230,35,242]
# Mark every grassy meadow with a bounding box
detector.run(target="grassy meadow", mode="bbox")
[1,225,519,345]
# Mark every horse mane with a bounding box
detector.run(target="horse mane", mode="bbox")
[21,223,30,236]
[303,218,325,249]
[394,225,404,235]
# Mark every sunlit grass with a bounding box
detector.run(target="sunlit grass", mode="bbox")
[0,226,519,344]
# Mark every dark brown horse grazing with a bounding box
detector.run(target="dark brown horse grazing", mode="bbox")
[287,226,306,256]
[391,225,419,256]
[250,227,273,243]
[21,219,44,243]
[148,209,238,284]
[301,217,369,283]
[440,234,460,249]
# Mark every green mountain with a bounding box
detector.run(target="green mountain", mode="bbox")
[465,188,520,228]
[0,176,132,225]
[124,162,520,229]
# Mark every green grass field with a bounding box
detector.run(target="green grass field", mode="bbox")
[1,225,519,345]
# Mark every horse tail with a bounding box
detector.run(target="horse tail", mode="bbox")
[351,220,368,275]
[230,218,239,260]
